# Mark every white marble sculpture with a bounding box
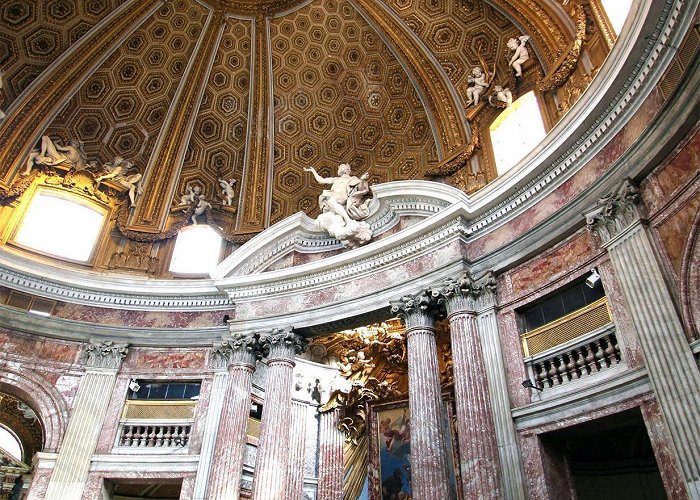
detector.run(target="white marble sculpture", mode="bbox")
[191,195,212,224]
[489,85,513,107]
[508,35,530,77]
[95,156,143,207]
[304,163,373,248]
[23,136,87,175]
[180,185,201,205]
[219,178,237,206]
[466,67,488,106]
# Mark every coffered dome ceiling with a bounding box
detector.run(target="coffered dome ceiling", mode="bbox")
[0,0,606,274]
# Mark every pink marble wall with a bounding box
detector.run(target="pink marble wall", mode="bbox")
[236,239,463,319]
[121,347,208,371]
[640,399,689,499]
[25,465,52,500]
[80,471,196,500]
[0,329,80,364]
[50,302,234,328]
[95,375,130,454]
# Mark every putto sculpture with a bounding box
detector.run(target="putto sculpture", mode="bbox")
[304,163,373,248]
[466,67,488,107]
[489,85,513,108]
[95,156,143,207]
[508,35,530,77]
[218,178,237,206]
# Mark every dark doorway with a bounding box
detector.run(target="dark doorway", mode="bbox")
[106,478,182,499]
[540,407,666,500]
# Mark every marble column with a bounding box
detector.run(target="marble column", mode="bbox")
[287,401,308,499]
[317,409,344,500]
[44,340,128,500]
[205,334,262,500]
[390,291,451,499]
[586,179,700,497]
[251,329,307,500]
[439,272,512,499]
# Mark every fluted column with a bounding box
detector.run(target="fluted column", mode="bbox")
[286,401,308,499]
[317,409,344,500]
[251,329,308,499]
[586,179,700,498]
[204,334,262,500]
[438,273,503,499]
[44,341,128,499]
[390,291,451,499]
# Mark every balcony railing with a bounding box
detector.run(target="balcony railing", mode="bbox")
[521,297,611,357]
[116,400,196,450]
[524,323,621,391]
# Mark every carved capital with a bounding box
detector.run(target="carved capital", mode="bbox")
[585,179,642,244]
[212,332,262,369]
[258,328,308,361]
[83,340,128,370]
[438,271,497,315]
[390,289,446,329]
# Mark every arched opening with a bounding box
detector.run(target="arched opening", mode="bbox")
[0,392,42,498]
[169,224,223,275]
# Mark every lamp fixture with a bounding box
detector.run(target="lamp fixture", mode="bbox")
[522,379,544,391]
[585,268,601,288]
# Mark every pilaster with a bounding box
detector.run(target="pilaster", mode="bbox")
[44,340,127,500]
[251,328,307,499]
[586,179,700,497]
[390,291,451,499]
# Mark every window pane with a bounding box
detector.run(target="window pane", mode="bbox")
[169,225,223,274]
[165,383,186,400]
[561,286,586,315]
[541,296,565,324]
[583,279,606,303]
[183,383,201,399]
[130,384,149,400]
[524,306,545,331]
[489,91,547,175]
[14,192,104,262]
[601,0,633,35]
[147,383,168,400]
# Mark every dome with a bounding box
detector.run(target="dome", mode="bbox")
[0,0,698,499]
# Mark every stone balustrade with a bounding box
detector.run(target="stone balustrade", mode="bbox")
[118,422,191,448]
[525,324,621,391]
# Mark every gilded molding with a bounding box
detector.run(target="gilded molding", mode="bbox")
[537,3,587,92]
[131,10,225,232]
[352,0,468,154]
[0,0,161,186]
[239,15,273,231]
[424,130,481,178]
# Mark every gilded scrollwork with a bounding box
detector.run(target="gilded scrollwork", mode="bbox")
[537,3,587,93]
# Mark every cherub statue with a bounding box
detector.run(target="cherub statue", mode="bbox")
[466,67,488,107]
[23,136,87,175]
[218,178,236,206]
[489,85,513,107]
[304,164,373,248]
[180,185,201,205]
[95,156,143,207]
[191,195,212,224]
[508,35,530,77]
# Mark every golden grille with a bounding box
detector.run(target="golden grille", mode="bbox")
[521,298,611,357]
[122,401,196,420]
[247,417,261,438]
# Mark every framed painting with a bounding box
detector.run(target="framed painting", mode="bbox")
[367,397,462,500]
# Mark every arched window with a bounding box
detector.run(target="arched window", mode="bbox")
[169,225,223,275]
[13,190,105,263]
[600,0,633,35]
[489,91,547,176]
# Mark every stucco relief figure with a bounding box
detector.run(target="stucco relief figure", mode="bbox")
[95,156,143,207]
[23,136,87,175]
[489,85,513,107]
[218,178,237,206]
[304,163,373,248]
[508,35,530,77]
[465,67,488,106]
